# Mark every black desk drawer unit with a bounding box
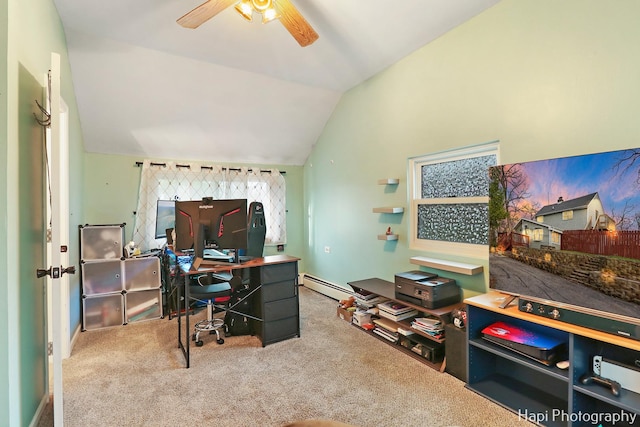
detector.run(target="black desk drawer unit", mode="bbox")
[263,317,300,343]
[256,261,297,285]
[264,297,298,321]
[252,261,299,346]
[262,280,297,302]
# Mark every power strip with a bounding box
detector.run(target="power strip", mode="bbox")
[593,355,640,394]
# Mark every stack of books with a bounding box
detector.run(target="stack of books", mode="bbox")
[397,325,415,336]
[372,318,399,343]
[377,301,419,322]
[411,317,444,339]
[353,290,388,309]
[353,288,375,300]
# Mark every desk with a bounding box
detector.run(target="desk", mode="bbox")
[177,254,300,368]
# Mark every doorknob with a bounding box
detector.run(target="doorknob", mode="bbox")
[36,265,76,279]
[36,267,53,278]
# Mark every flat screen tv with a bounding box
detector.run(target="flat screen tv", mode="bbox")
[488,148,640,339]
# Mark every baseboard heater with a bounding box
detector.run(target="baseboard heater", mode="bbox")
[301,274,353,301]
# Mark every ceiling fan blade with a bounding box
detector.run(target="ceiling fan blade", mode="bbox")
[274,0,319,47]
[177,0,238,29]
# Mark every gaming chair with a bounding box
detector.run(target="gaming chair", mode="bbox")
[246,201,266,258]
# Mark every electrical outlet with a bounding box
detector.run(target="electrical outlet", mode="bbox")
[324,246,331,254]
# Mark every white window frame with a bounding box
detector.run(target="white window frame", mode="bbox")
[533,228,543,241]
[408,141,500,258]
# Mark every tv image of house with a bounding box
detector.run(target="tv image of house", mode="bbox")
[513,192,617,250]
[534,192,616,233]
[513,218,563,250]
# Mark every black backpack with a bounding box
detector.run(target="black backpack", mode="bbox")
[224,287,253,336]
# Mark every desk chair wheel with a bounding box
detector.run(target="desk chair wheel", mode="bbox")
[194,336,224,346]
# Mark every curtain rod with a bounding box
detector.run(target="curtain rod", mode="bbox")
[134,161,285,174]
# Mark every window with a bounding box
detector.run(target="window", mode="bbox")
[536,216,544,223]
[562,210,573,220]
[532,228,543,241]
[551,231,561,245]
[132,160,286,251]
[408,141,499,258]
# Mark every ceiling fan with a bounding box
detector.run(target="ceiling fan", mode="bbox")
[177,0,319,47]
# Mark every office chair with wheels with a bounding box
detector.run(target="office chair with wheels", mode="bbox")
[190,275,232,347]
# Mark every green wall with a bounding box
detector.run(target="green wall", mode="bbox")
[82,153,306,266]
[1,0,10,421]
[303,0,640,294]
[2,0,84,425]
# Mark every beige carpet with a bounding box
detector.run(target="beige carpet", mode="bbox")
[40,287,529,427]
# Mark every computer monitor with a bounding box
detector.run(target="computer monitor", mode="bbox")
[154,200,176,239]
[200,198,248,261]
[174,200,201,254]
[174,198,249,262]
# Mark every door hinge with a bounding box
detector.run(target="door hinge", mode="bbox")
[46,228,52,243]
[47,342,53,356]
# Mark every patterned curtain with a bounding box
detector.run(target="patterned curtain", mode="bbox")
[132,160,286,251]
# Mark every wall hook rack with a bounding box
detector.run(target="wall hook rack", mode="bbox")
[33,99,51,127]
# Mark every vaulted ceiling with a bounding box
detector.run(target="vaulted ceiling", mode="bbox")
[53,0,500,165]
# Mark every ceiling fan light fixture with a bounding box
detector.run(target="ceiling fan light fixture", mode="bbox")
[177,0,317,47]
[234,0,254,21]
[261,7,280,24]
[251,0,272,12]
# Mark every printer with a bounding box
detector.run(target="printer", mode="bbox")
[394,270,461,309]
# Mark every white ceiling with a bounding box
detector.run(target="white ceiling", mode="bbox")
[53,0,499,165]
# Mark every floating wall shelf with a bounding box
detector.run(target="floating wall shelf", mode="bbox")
[377,178,399,185]
[377,234,399,241]
[372,207,404,214]
[410,256,483,275]
[375,179,402,241]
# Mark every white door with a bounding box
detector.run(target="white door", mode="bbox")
[47,52,72,426]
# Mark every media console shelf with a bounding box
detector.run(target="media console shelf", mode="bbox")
[465,292,640,427]
[348,277,462,372]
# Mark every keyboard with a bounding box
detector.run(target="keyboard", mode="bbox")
[203,248,234,261]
